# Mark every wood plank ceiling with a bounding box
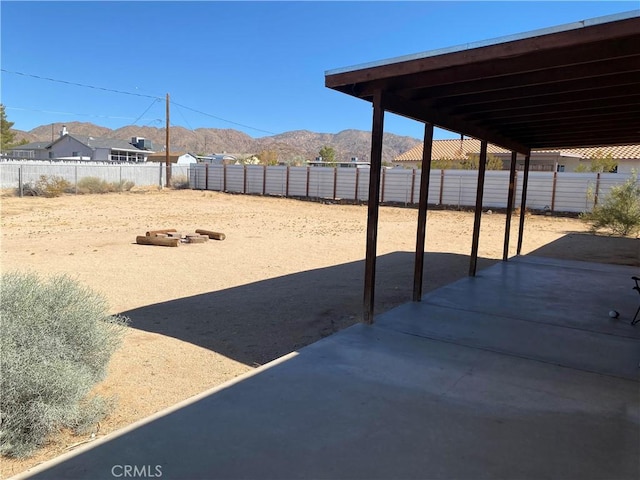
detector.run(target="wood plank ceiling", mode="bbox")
[325,12,640,154]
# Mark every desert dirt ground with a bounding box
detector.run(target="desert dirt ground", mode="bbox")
[1,187,638,478]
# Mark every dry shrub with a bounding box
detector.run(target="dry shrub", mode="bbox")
[0,272,129,457]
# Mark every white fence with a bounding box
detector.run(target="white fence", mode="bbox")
[0,162,191,190]
[190,164,632,213]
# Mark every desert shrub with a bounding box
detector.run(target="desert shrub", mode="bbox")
[113,179,135,192]
[77,176,110,194]
[20,175,71,197]
[76,177,135,194]
[171,175,190,190]
[581,172,640,236]
[0,271,129,457]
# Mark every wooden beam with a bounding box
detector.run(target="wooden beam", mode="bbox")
[517,154,531,255]
[382,93,529,155]
[363,91,385,324]
[469,140,488,276]
[503,151,517,261]
[413,123,434,302]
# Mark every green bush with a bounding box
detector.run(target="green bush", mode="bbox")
[20,175,71,197]
[581,172,640,236]
[0,272,129,457]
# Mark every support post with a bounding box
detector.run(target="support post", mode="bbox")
[413,123,434,302]
[469,140,488,277]
[503,151,517,261]
[363,91,385,324]
[333,167,338,200]
[18,165,23,198]
[306,166,310,198]
[205,163,209,190]
[517,154,531,255]
[165,93,171,188]
[594,172,601,207]
[439,169,444,205]
[551,171,558,211]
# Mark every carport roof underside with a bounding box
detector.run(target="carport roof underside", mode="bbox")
[325,11,640,154]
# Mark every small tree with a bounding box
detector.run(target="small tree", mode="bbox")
[1,104,17,151]
[257,150,278,166]
[581,172,640,236]
[318,146,336,165]
[431,157,454,170]
[462,153,504,170]
[574,150,618,173]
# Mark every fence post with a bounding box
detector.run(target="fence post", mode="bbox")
[410,169,416,204]
[119,165,122,186]
[381,168,386,203]
[159,162,163,188]
[205,163,209,190]
[594,172,601,207]
[306,166,310,198]
[286,166,290,197]
[75,165,78,195]
[18,165,23,198]
[263,165,267,195]
[355,167,359,203]
[223,163,227,192]
[243,165,247,194]
[333,167,337,200]
[439,170,444,205]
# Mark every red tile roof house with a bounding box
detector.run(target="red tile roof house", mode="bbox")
[393,138,640,174]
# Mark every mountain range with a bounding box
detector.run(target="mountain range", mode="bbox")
[13,122,421,164]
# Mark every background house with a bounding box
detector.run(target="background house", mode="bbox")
[394,139,640,173]
[199,153,238,165]
[146,152,198,165]
[6,141,50,160]
[6,126,153,162]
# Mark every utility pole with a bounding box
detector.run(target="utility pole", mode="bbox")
[165,93,171,187]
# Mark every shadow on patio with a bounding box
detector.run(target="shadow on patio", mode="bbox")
[528,230,639,267]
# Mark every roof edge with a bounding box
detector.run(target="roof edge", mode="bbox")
[325,10,639,76]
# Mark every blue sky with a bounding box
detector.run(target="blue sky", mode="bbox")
[1,1,637,140]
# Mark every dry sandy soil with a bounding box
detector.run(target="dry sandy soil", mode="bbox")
[1,188,638,478]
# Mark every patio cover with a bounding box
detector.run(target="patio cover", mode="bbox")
[325,11,640,322]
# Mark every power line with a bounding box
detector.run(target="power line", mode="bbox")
[2,69,160,99]
[4,105,140,121]
[131,98,161,125]
[2,69,278,135]
[171,101,277,135]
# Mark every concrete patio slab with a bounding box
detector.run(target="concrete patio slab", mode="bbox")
[15,256,640,480]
